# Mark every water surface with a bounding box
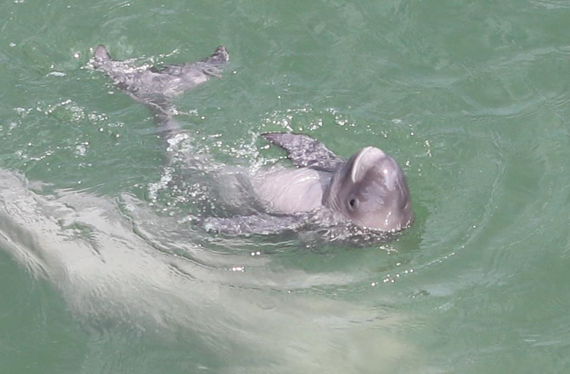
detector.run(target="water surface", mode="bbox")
[1,1,570,373]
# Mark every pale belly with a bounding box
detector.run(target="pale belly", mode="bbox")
[252,167,332,214]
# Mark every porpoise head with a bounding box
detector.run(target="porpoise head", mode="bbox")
[323,146,413,232]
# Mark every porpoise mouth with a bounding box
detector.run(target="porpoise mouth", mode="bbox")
[350,147,387,184]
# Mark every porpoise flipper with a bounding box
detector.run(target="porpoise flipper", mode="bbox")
[200,45,230,67]
[201,213,306,235]
[262,133,344,172]
[94,45,112,64]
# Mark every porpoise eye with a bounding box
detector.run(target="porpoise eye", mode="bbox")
[348,197,359,210]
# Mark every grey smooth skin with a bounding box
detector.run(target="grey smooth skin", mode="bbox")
[254,133,413,232]
[93,45,413,236]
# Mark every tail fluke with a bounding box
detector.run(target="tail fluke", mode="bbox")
[93,44,229,141]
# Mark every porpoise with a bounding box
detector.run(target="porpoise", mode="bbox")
[93,45,413,239]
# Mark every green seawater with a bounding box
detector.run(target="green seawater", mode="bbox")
[1,0,570,373]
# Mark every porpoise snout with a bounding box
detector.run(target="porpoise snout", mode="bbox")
[335,145,412,232]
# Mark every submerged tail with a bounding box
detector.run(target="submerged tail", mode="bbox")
[93,44,229,130]
[93,44,230,165]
